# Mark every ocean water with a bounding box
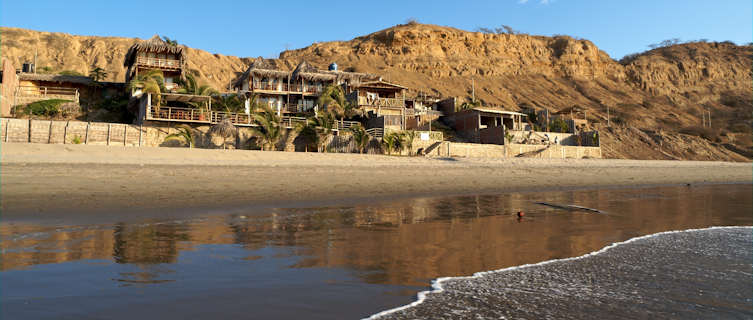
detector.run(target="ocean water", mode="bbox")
[1,184,751,319]
[371,226,753,319]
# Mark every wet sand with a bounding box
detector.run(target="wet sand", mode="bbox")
[1,184,751,319]
[1,143,750,219]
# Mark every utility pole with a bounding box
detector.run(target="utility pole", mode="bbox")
[607,106,610,127]
[33,48,38,73]
[471,78,475,102]
[707,110,711,128]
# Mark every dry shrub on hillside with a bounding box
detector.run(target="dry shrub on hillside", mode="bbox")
[680,126,721,142]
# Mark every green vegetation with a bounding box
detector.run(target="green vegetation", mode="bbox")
[164,125,195,148]
[178,74,218,97]
[22,99,71,116]
[347,123,371,154]
[250,104,282,151]
[549,118,570,133]
[318,84,352,127]
[128,70,166,108]
[213,93,245,113]
[162,36,179,46]
[72,135,83,144]
[381,131,408,155]
[89,67,108,82]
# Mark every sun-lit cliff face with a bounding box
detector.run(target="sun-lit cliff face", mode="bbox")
[2,24,750,161]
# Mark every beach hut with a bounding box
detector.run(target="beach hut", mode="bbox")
[123,35,184,91]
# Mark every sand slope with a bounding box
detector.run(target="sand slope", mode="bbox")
[2,143,750,220]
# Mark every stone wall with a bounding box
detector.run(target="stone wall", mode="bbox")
[423,141,601,159]
[0,118,600,159]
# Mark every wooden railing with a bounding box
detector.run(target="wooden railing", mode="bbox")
[16,86,79,102]
[253,82,287,91]
[357,96,405,108]
[366,127,384,139]
[147,106,359,130]
[136,57,181,69]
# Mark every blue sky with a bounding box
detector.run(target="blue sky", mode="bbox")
[2,0,751,60]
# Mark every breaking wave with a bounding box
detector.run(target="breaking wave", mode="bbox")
[368,226,753,319]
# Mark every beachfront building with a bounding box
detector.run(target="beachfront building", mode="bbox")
[123,35,184,92]
[448,107,528,145]
[231,59,421,133]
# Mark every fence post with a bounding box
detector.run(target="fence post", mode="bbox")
[107,123,111,145]
[48,120,53,144]
[138,123,143,147]
[28,119,32,143]
[85,122,90,144]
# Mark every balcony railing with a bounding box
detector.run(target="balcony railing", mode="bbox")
[136,57,181,69]
[357,96,405,108]
[146,106,359,130]
[253,82,287,91]
[16,85,79,102]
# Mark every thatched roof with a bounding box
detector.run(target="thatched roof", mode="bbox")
[18,73,94,85]
[292,61,336,81]
[124,35,184,67]
[210,118,236,138]
[356,79,408,90]
[233,58,289,88]
[323,70,378,83]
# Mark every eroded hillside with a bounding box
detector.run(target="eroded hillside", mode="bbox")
[1,24,750,161]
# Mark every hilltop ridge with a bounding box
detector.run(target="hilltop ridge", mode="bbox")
[1,23,750,161]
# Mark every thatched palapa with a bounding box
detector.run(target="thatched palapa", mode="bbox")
[124,35,185,67]
[233,58,289,88]
[18,73,94,85]
[292,61,336,81]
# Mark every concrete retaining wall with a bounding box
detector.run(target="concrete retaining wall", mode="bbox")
[1,118,601,159]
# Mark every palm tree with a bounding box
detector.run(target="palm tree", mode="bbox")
[250,104,282,151]
[318,84,350,129]
[311,111,336,152]
[403,130,417,156]
[89,67,108,82]
[164,125,195,148]
[213,93,245,113]
[458,98,482,111]
[127,70,166,109]
[210,119,237,149]
[382,131,408,155]
[348,123,371,154]
[294,120,318,152]
[162,36,179,46]
[178,74,218,96]
[295,111,336,152]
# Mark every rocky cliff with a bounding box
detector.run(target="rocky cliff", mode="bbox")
[2,24,750,161]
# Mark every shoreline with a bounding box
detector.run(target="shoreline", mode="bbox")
[2,143,751,222]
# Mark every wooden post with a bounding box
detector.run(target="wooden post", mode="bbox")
[607,106,610,127]
[28,119,32,143]
[139,123,143,146]
[707,110,711,128]
[123,125,127,146]
[107,123,111,145]
[63,121,68,144]
[85,122,90,144]
[48,120,53,143]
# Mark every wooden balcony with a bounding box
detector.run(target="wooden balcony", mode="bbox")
[146,105,359,130]
[136,57,182,70]
[15,86,79,105]
[356,96,405,108]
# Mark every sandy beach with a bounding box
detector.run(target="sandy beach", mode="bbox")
[1,143,750,220]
